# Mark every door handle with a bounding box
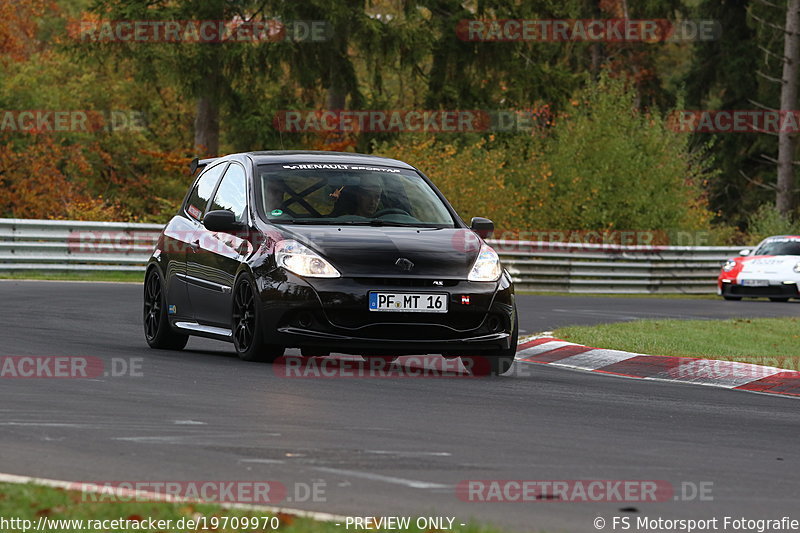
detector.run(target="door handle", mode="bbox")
[189,240,200,252]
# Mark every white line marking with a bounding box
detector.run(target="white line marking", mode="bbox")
[364,450,451,457]
[114,436,191,443]
[239,459,285,465]
[311,467,452,490]
[0,472,349,523]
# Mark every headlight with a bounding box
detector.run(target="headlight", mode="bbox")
[275,240,340,278]
[468,243,502,282]
[722,260,737,272]
[794,262,800,274]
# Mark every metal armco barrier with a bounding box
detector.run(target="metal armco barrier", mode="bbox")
[0,219,739,294]
[0,218,162,272]
[492,240,738,294]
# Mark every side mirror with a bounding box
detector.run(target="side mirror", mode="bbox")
[470,217,494,238]
[203,210,241,233]
[739,249,751,257]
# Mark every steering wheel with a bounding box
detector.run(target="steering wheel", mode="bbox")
[374,207,410,217]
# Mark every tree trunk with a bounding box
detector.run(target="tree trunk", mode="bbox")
[326,78,346,110]
[194,73,220,157]
[777,0,800,215]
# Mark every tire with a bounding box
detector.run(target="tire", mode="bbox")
[232,275,284,362]
[462,312,518,377]
[723,295,742,301]
[143,268,188,350]
[769,297,790,303]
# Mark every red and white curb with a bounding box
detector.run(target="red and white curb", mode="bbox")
[515,336,800,399]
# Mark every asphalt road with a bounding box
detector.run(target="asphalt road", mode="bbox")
[1,281,799,532]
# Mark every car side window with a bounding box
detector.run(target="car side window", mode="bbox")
[209,163,247,222]
[185,163,226,221]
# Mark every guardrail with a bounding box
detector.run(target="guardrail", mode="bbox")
[491,240,738,294]
[0,218,739,293]
[0,218,161,272]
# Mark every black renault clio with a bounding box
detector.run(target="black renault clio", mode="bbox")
[144,151,517,375]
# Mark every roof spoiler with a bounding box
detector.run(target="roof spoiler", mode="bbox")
[189,157,219,175]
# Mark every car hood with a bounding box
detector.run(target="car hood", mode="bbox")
[276,225,483,278]
[739,255,800,277]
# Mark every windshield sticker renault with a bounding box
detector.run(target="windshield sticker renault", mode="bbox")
[281,163,401,172]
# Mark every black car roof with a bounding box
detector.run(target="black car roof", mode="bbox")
[244,150,414,170]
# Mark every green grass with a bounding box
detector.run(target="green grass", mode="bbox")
[553,317,800,370]
[0,482,517,533]
[0,271,143,283]
[516,291,715,299]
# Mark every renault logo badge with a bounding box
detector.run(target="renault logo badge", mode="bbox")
[395,258,414,272]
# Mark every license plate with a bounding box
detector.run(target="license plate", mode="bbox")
[741,279,769,287]
[368,292,448,313]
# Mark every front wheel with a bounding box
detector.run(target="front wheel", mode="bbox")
[722,295,742,301]
[769,297,790,303]
[232,275,284,362]
[143,269,188,350]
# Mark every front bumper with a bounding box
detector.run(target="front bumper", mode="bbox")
[720,280,800,299]
[255,269,516,355]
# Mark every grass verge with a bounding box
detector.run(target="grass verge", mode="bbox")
[0,481,513,533]
[516,291,715,299]
[553,317,800,370]
[0,271,143,283]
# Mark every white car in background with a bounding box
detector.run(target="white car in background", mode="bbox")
[718,235,800,302]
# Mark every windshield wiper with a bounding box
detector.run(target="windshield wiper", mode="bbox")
[336,220,423,227]
[271,218,443,228]
[271,219,340,225]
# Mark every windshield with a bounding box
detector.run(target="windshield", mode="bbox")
[256,163,456,227]
[754,238,800,256]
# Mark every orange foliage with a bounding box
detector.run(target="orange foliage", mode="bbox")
[598,0,627,18]
[311,131,357,152]
[0,0,53,62]
[0,137,122,220]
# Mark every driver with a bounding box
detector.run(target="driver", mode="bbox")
[330,174,383,217]
[354,174,383,217]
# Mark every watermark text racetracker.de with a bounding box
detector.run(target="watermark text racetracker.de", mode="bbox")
[273,355,535,379]
[69,479,326,504]
[0,110,146,134]
[0,356,143,378]
[670,110,800,133]
[457,480,713,503]
[65,229,722,257]
[273,109,551,133]
[456,19,720,42]
[70,19,328,43]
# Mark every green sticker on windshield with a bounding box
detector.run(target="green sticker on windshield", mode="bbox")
[270,209,283,217]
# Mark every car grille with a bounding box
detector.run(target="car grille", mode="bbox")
[353,277,460,288]
[728,284,799,297]
[327,309,483,331]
